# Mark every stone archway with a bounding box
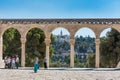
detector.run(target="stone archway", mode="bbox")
[100,27,120,68]
[50,27,70,67]
[3,27,21,59]
[74,27,96,68]
[0,19,120,68]
[25,27,46,67]
[2,28,21,68]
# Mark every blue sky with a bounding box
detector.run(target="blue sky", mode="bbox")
[0,0,119,37]
[0,0,120,18]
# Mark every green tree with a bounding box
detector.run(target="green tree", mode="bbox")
[3,28,21,59]
[26,28,55,67]
[100,29,120,67]
[26,28,46,67]
[86,53,95,68]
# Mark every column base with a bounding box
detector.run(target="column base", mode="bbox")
[95,65,99,68]
[21,63,25,67]
[0,60,5,68]
[70,65,74,68]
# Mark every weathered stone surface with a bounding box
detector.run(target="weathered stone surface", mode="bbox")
[0,69,120,80]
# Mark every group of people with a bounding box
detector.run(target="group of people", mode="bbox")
[4,56,47,73]
[34,57,47,73]
[4,56,19,69]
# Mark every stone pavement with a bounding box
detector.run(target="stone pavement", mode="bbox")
[0,68,120,80]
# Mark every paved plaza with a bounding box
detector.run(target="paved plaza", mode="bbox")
[0,68,120,80]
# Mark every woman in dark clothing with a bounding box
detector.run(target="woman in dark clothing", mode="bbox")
[43,57,47,69]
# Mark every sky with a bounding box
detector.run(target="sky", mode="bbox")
[0,0,119,37]
[52,27,111,38]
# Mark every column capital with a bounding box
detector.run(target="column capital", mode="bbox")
[45,38,51,46]
[70,39,75,45]
[20,38,26,44]
[95,39,100,45]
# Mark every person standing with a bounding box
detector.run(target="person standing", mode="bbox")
[34,57,39,73]
[11,56,16,69]
[15,56,19,69]
[7,57,11,69]
[43,57,47,69]
[4,56,8,69]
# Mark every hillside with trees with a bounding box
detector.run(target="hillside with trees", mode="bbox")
[50,35,95,67]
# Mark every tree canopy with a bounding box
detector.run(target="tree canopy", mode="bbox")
[3,28,21,58]
[100,29,120,67]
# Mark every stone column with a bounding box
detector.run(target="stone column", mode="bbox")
[20,38,26,67]
[0,35,3,68]
[0,36,3,61]
[45,38,51,68]
[95,39,100,68]
[70,39,75,68]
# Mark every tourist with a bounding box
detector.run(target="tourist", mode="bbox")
[15,55,19,69]
[4,56,8,69]
[11,56,16,69]
[43,57,47,69]
[34,57,39,73]
[7,56,11,69]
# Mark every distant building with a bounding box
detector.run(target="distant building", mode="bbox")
[53,30,70,42]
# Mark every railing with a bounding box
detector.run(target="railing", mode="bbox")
[0,18,120,24]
